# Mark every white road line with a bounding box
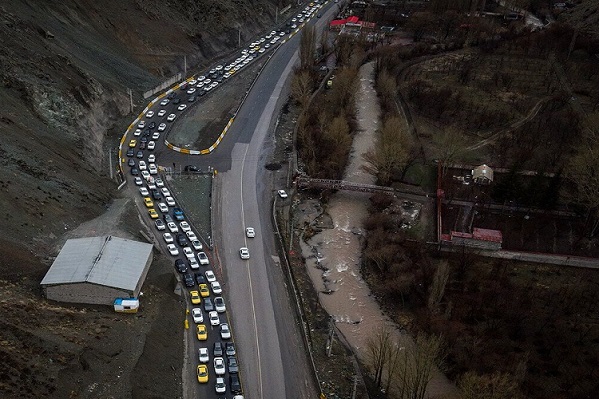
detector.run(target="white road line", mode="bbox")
[239,143,263,398]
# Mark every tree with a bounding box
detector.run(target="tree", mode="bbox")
[366,325,393,388]
[405,12,436,42]
[290,70,313,110]
[434,127,469,176]
[458,371,523,399]
[299,26,317,70]
[428,261,449,314]
[363,117,415,185]
[376,68,397,114]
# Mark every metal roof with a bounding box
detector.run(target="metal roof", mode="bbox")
[41,236,153,291]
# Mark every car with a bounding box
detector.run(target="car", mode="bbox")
[223,72,231,79]
[229,373,242,394]
[239,247,250,259]
[130,168,139,176]
[126,148,135,157]
[146,110,154,118]
[152,131,160,140]
[196,364,208,383]
[259,48,265,53]
[277,189,288,198]
[189,79,197,86]
[202,270,216,283]
[160,99,170,106]
[155,178,164,187]
[173,207,185,221]
[141,170,151,180]
[174,258,187,273]
[180,221,191,232]
[184,273,195,287]
[214,296,226,313]
[213,341,223,357]
[188,95,196,102]
[167,244,179,256]
[245,227,255,238]
[215,377,226,393]
[155,219,166,231]
[148,209,159,219]
[176,233,188,247]
[191,239,203,251]
[136,150,144,159]
[199,283,210,298]
[213,356,226,375]
[186,87,196,94]
[128,158,136,167]
[148,121,156,129]
[161,187,171,197]
[147,179,156,190]
[128,139,137,148]
[148,154,156,163]
[183,247,195,260]
[195,273,206,284]
[138,160,147,170]
[220,323,231,339]
[227,356,239,373]
[185,165,200,172]
[198,346,209,363]
[167,222,179,233]
[191,308,204,324]
[198,75,205,81]
[190,290,201,304]
[134,177,143,186]
[164,214,174,224]
[186,231,198,241]
[197,252,209,265]
[143,197,154,208]
[157,109,167,117]
[166,196,176,206]
[209,311,220,326]
[203,297,214,312]
[133,129,142,137]
[177,104,187,111]
[189,258,200,270]
[158,123,167,131]
[197,324,208,341]
[167,113,176,122]
[158,202,168,213]
[211,281,222,295]
[137,120,145,129]
[151,189,161,200]
[149,140,157,151]
[225,342,236,357]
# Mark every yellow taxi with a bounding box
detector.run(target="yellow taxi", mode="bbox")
[128,139,137,148]
[197,364,208,383]
[196,324,207,341]
[148,209,159,219]
[199,284,210,298]
[190,290,201,304]
[143,197,154,208]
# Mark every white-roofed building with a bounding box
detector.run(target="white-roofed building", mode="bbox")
[41,236,153,305]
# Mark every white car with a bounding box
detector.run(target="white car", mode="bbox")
[214,297,226,313]
[177,104,187,111]
[167,113,176,122]
[167,222,179,233]
[149,164,158,175]
[215,377,226,393]
[133,128,142,136]
[166,196,176,206]
[198,252,209,265]
[191,240,203,251]
[146,110,154,118]
[209,311,220,327]
[163,232,174,243]
[137,120,145,128]
[186,231,198,241]
[148,140,155,150]
[155,219,166,231]
[189,79,197,86]
[157,109,167,117]
[141,170,151,180]
[198,75,205,81]
[186,87,196,94]
[167,244,179,256]
[245,227,255,238]
[239,247,250,259]
[189,258,200,270]
[277,189,288,198]
[183,247,195,260]
[219,323,231,339]
[158,123,167,131]
[155,178,164,187]
[158,202,168,213]
[211,281,222,295]
[205,270,216,283]
[139,187,149,196]
[148,154,156,163]
[138,160,147,171]
[198,347,209,363]
[160,99,169,106]
[213,356,225,375]
[134,177,143,186]
[152,131,160,140]
[192,308,204,324]
[180,221,191,232]
[161,187,171,197]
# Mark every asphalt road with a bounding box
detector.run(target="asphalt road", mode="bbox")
[121,2,339,398]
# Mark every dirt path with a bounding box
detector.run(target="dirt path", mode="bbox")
[298,62,456,398]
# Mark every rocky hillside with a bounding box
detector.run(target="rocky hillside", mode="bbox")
[0,0,281,278]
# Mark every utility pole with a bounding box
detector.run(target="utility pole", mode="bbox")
[238,27,241,48]
[108,148,113,179]
[128,88,133,113]
[276,7,278,24]
[350,376,358,399]
[184,55,187,78]
[326,317,335,357]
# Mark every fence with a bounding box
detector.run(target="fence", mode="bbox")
[143,73,182,99]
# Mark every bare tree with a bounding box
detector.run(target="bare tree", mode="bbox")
[434,126,470,176]
[458,371,522,399]
[299,26,317,70]
[290,70,313,110]
[366,325,393,388]
[428,260,449,314]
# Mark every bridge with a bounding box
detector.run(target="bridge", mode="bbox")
[296,176,429,202]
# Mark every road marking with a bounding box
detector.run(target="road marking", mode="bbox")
[239,143,263,398]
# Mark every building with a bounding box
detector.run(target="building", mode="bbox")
[472,164,494,185]
[41,236,153,305]
[443,228,503,250]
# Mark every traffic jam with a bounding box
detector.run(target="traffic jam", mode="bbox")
[122,2,325,397]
